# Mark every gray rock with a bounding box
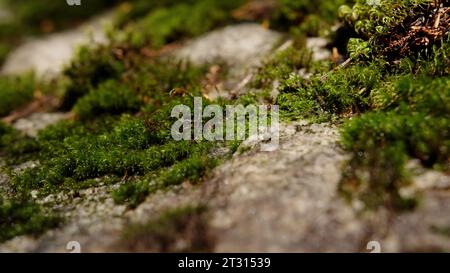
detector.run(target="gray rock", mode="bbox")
[176,23,283,70]
[1,12,113,78]
[13,112,71,137]
[306,37,331,61]
[206,122,367,252]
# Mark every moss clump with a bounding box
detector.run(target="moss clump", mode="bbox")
[0,121,14,149]
[340,0,449,59]
[0,122,39,164]
[112,179,150,209]
[113,0,244,48]
[0,197,60,242]
[4,0,122,33]
[269,0,449,211]
[119,205,214,252]
[277,61,382,121]
[14,116,193,192]
[112,153,217,208]
[252,46,313,90]
[340,71,449,211]
[0,74,36,117]
[62,43,206,109]
[271,0,353,37]
[62,45,126,109]
[334,1,450,211]
[0,0,126,65]
[73,80,142,120]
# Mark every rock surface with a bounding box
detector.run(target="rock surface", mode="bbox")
[1,12,113,78]
[176,23,283,70]
[207,122,366,252]
[1,20,450,253]
[13,112,71,137]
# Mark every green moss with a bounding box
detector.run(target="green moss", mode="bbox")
[0,121,13,149]
[431,225,450,238]
[0,122,39,164]
[339,0,429,39]
[114,0,244,48]
[0,74,36,117]
[73,80,142,120]
[112,146,217,208]
[277,61,382,121]
[4,0,122,33]
[271,0,353,37]
[112,179,150,209]
[63,43,206,110]
[340,75,450,211]
[119,205,214,252]
[62,45,126,109]
[340,0,448,59]
[0,197,60,242]
[253,46,313,90]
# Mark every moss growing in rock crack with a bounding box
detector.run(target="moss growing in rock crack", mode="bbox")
[0,197,60,242]
[118,205,214,252]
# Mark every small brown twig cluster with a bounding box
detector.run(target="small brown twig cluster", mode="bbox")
[382,0,450,58]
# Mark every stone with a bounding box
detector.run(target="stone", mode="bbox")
[1,12,113,78]
[13,112,71,137]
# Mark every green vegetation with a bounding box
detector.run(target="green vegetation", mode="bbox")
[112,0,244,48]
[0,0,125,65]
[0,0,264,222]
[0,0,448,242]
[340,73,449,210]
[7,54,233,208]
[112,153,216,208]
[271,0,353,37]
[252,46,314,90]
[119,205,214,252]
[273,0,449,210]
[0,197,60,242]
[340,0,447,59]
[3,0,120,32]
[277,61,382,121]
[73,80,142,120]
[338,0,449,210]
[0,74,36,117]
